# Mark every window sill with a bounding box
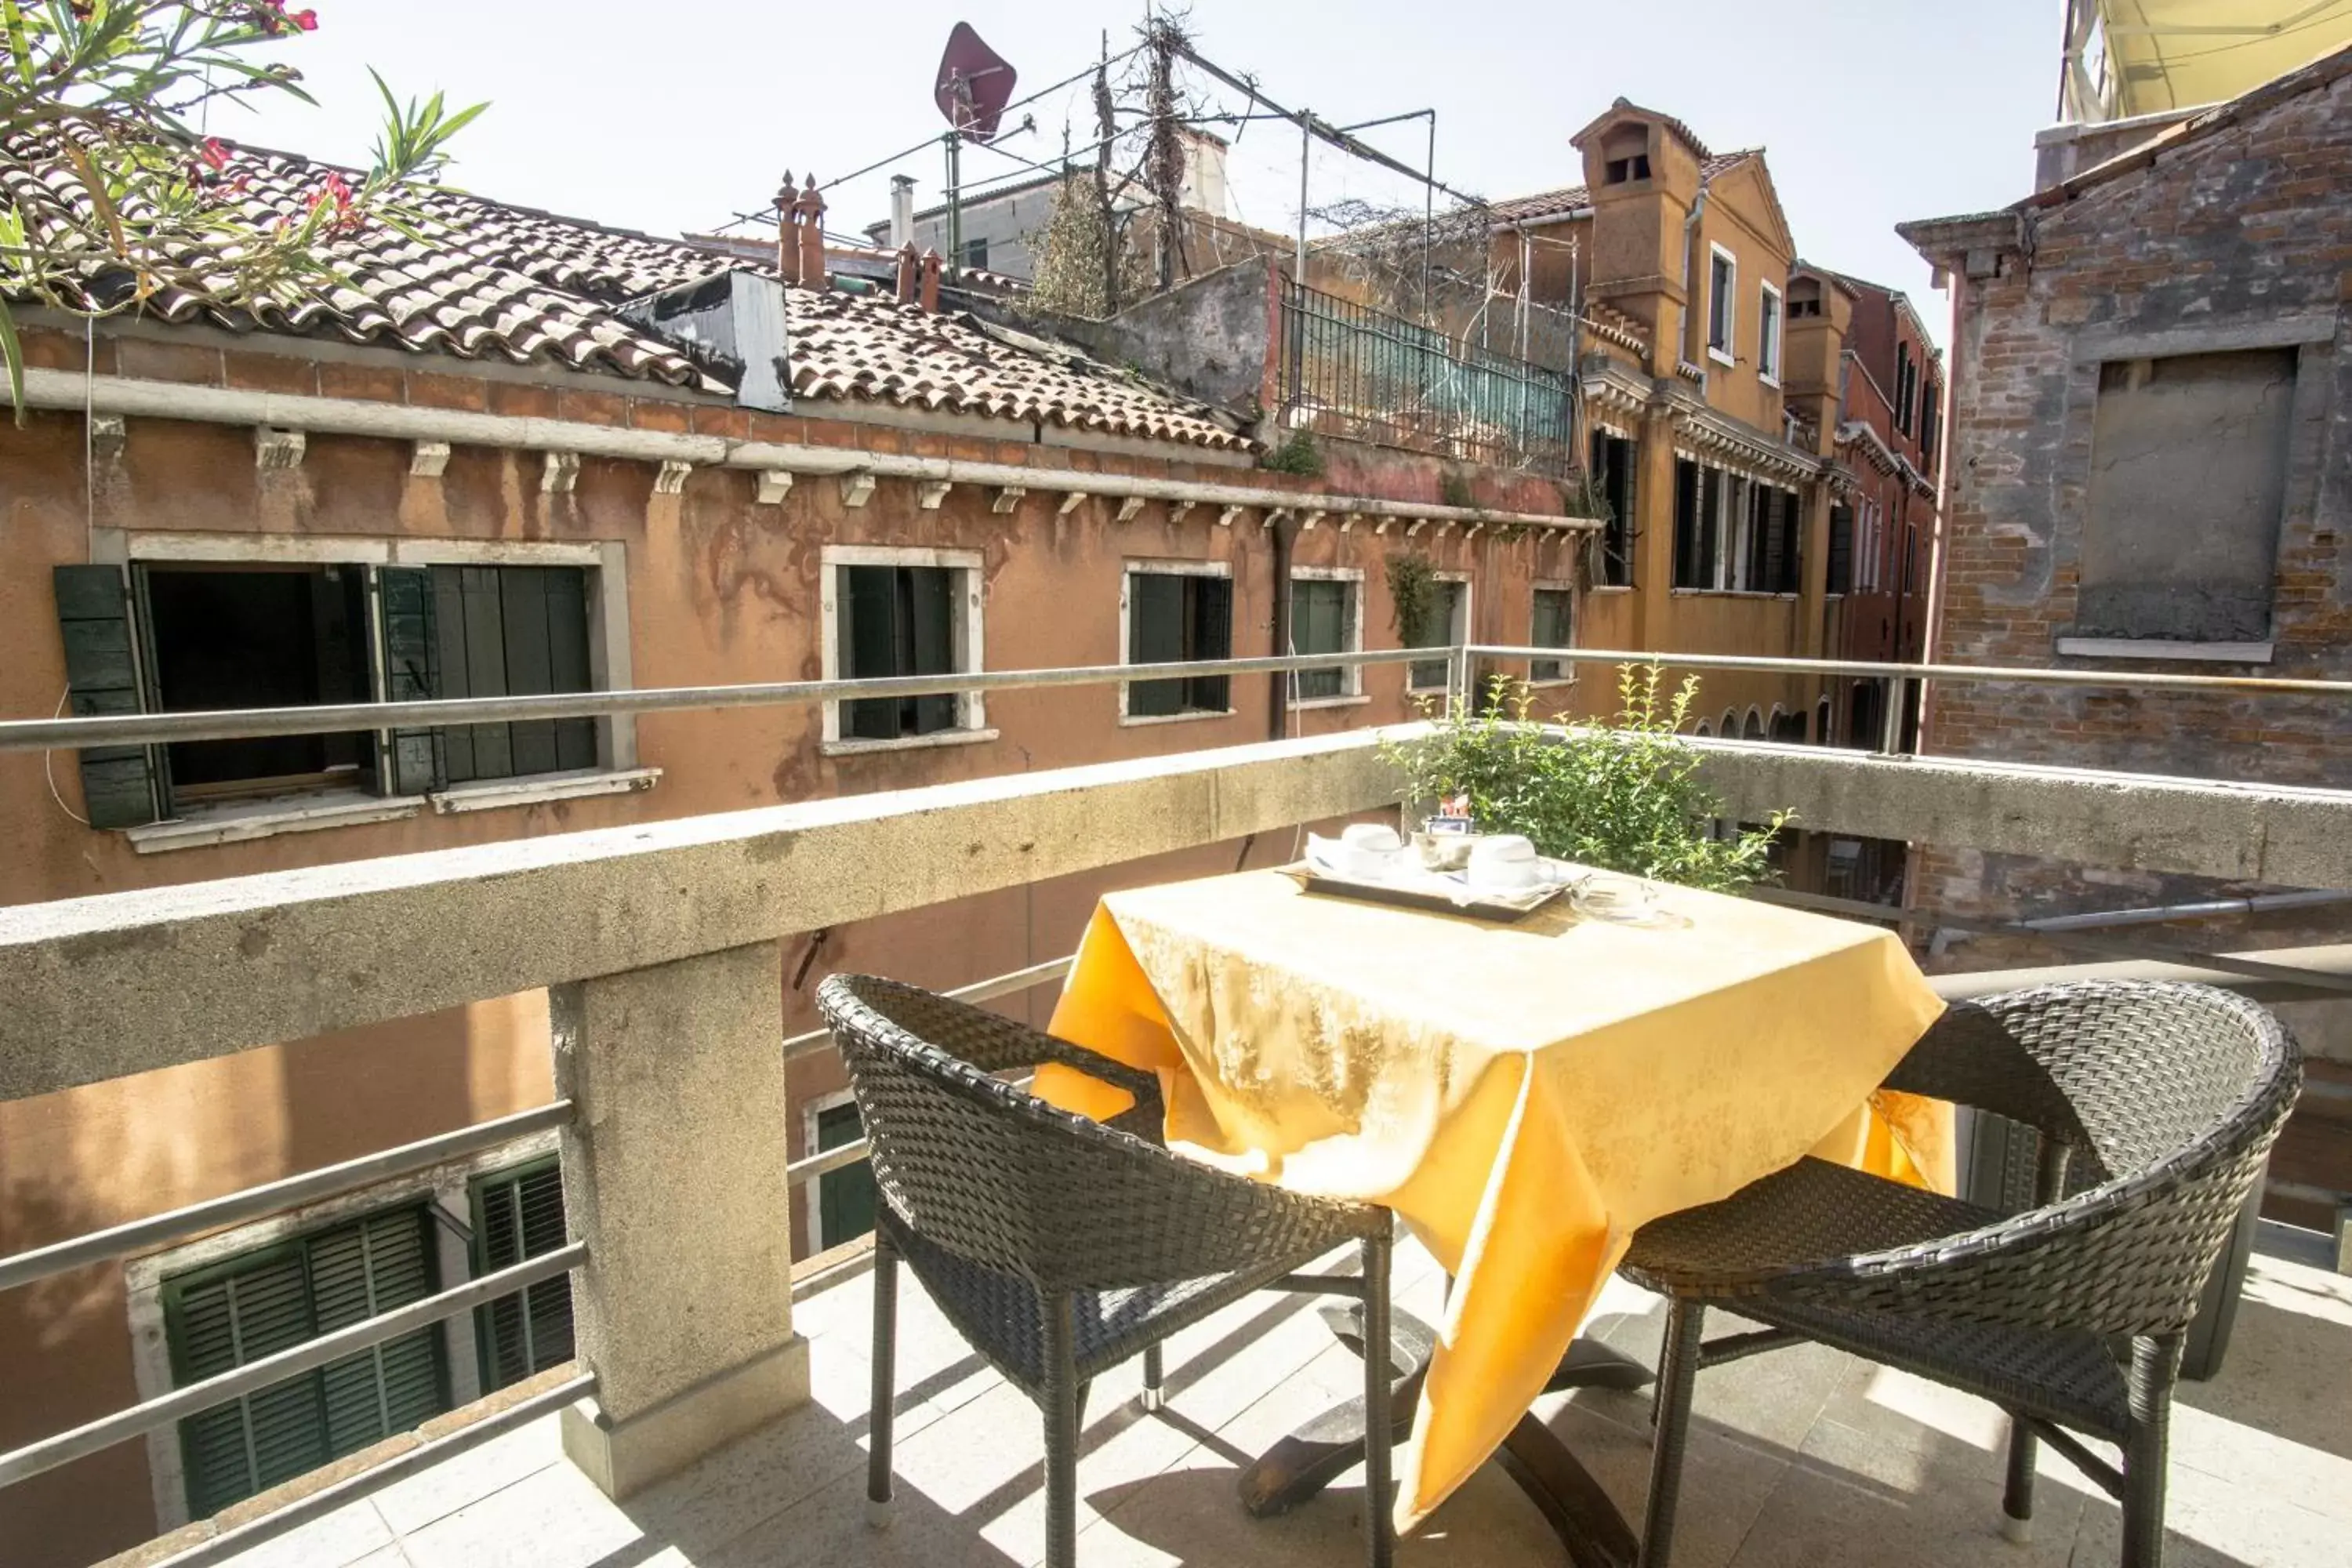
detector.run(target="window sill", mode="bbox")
[1119,709,1237,728]
[2053,637,2274,665]
[1590,585,1635,595]
[1526,675,1580,688]
[429,767,662,815]
[1291,693,1370,710]
[822,728,1000,758]
[126,789,425,855]
[1759,373,1781,390]
[1707,347,1735,368]
[1669,589,1802,601]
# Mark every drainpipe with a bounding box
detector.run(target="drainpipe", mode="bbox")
[1679,186,1711,374]
[1267,510,1300,740]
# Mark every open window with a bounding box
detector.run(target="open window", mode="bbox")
[1123,563,1233,720]
[1707,246,1736,363]
[1757,281,1783,386]
[50,557,610,834]
[1600,125,1651,185]
[1588,429,1636,587]
[822,546,987,748]
[1288,569,1363,702]
[1406,577,1468,691]
[1529,586,1574,682]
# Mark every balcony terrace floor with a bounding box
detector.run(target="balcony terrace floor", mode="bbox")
[183,1229,2352,1568]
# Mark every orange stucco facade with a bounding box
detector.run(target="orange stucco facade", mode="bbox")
[0,315,1581,1564]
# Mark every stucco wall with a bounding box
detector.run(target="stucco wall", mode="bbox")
[0,320,1589,1563]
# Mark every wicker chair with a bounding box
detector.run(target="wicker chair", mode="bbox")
[816,975,1398,1568]
[1620,981,2300,1568]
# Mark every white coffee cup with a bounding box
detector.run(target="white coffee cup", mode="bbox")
[1467,833,1539,889]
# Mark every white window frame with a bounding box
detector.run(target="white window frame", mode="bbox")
[1287,564,1367,707]
[123,1126,560,1532]
[818,544,993,755]
[1527,579,1577,688]
[1406,572,1473,693]
[1707,244,1737,365]
[101,532,645,852]
[1118,558,1237,726]
[1758,281,1784,387]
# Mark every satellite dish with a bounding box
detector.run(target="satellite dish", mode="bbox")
[935,22,1018,141]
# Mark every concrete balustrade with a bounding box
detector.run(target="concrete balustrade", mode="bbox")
[553,942,806,1497]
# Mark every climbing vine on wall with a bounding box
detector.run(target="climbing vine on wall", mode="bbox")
[1386,550,1439,647]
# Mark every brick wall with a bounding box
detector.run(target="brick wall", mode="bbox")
[1910,64,2352,1227]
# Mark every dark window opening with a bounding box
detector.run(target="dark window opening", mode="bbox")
[1894,343,1916,436]
[1603,154,1651,183]
[1589,431,1636,586]
[839,564,962,739]
[1530,589,1573,681]
[143,565,374,800]
[1741,485,1802,595]
[1827,503,1855,595]
[1407,580,1466,691]
[165,1206,449,1519]
[1290,578,1356,700]
[1128,572,1233,717]
[961,238,989,271]
[471,1159,575,1394]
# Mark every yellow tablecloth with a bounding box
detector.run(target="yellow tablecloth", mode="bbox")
[1038,868,1952,1532]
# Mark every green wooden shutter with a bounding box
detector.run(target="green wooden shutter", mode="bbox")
[498,568,561,777]
[472,1159,575,1392]
[815,1102,877,1247]
[307,1209,445,1456]
[52,564,162,828]
[1192,577,1232,713]
[378,567,445,796]
[1828,505,1854,596]
[1127,573,1185,718]
[544,570,597,771]
[170,1245,322,1518]
[906,567,957,735]
[165,1208,449,1520]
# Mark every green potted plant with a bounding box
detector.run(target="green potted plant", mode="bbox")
[1381,663,1790,892]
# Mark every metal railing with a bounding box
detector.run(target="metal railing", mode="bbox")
[0,1101,591,1534]
[1278,280,1577,474]
[10,642,2348,760]
[6,637,2350,1562]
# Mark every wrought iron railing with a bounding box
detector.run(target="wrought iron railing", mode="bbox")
[1276,281,1577,475]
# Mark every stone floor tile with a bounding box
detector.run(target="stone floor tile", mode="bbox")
[397,1461,652,1568]
[2069,1458,2352,1568]
[210,1501,397,1568]
[367,1417,564,1537]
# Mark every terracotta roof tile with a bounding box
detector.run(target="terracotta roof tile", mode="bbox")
[4,140,1247,451]
[1480,150,1759,227]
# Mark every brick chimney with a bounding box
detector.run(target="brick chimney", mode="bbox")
[895,244,918,304]
[793,175,827,291]
[919,249,942,313]
[1780,266,1852,459]
[775,170,800,286]
[1571,100,1704,379]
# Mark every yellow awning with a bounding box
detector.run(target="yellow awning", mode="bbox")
[2079,0,2352,118]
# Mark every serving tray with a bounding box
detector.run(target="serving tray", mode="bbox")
[1283,862,1567,924]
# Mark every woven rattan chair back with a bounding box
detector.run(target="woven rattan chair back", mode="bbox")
[818,974,1381,1294]
[1846,981,2298,1336]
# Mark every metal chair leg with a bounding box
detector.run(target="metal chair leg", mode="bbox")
[1638,1300,1706,1568]
[2002,1414,2036,1544]
[1042,1294,1082,1568]
[1141,1343,1165,1412]
[867,1229,899,1529]
[1361,1229,1396,1568]
[2121,1335,2181,1568]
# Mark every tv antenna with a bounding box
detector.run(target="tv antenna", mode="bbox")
[934,23,1019,276]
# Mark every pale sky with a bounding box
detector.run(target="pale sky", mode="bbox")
[220,2,2068,350]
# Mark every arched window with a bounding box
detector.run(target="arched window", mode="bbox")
[1815,695,1833,745]
[1693,720,1712,739]
[1848,682,1882,751]
[1741,707,1766,741]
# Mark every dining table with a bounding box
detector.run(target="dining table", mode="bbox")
[1034,862,1954,1564]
